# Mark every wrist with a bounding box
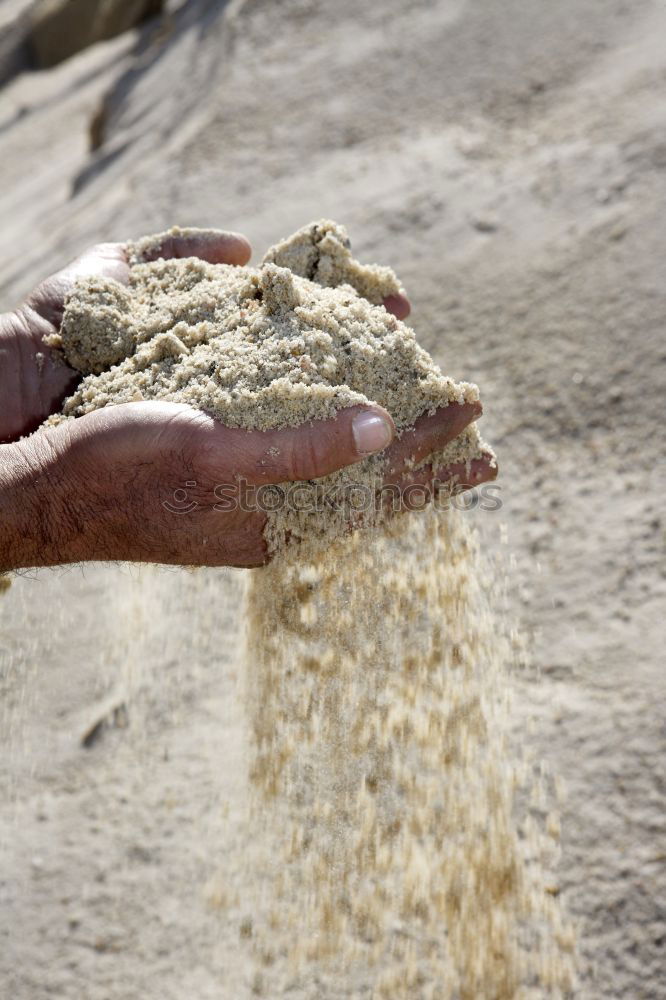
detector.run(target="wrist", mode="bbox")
[0,424,86,573]
[60,407,181,565]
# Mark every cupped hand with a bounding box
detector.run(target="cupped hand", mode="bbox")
[0,231,253,443]
[1,229,495,570]
[0,230,411,443]
[36,394,490,568]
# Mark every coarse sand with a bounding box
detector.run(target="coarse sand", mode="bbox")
[46,219,493,550]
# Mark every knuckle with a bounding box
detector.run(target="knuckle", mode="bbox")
[288,429,321,481]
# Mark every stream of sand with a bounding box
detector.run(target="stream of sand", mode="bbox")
[241,508,576,997]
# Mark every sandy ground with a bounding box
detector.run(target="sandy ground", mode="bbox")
[1,0,665,996]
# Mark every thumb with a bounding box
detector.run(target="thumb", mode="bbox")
[26,243,128,329]
[228,405,395,484]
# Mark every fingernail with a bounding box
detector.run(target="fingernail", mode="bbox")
[352,411,393,455]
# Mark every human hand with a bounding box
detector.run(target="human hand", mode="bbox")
[0,232,493,570]
[0,230,413,443]
[0,392,490,570]
[0,231,253,443]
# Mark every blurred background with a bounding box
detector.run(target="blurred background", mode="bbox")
[1,1,665,997]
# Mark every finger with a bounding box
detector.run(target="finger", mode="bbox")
[383,401,481,485]
[208,404,396,485]
[401,452,497,492]
[137,228,252,267]
[382,292,411,320]
[24,243,129,328]
[381,452,498,513]
[26,228,253,330]
[437,454,498,488]
[65,243,130,284]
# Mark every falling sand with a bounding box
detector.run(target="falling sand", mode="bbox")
[242,511,576,998]
[48,222,575,996]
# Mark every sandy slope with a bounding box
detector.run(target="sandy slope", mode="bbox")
[1,1,665,996]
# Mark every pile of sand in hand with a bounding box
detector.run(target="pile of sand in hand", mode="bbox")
[46,219,492,550]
